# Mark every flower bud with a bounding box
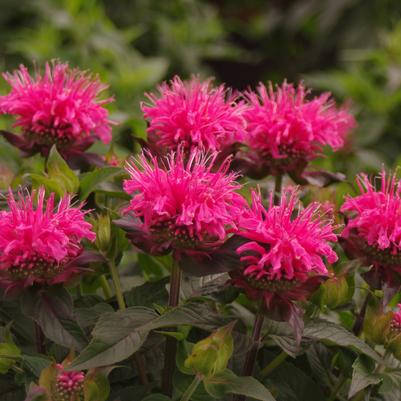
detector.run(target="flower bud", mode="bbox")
[319,275,353,309]
[93,213,111,252]
[384,304,401,360]
[363,303,392,345]
[184,322,235,378]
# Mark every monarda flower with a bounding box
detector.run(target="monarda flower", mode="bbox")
[238,82,355,178]
[0,187,96,292]
[55,364,85,401]
[141,76,246,157]
[341,170,401,288]
[116,149,246,273]
[0,61,114,167]
[230,188,338,334]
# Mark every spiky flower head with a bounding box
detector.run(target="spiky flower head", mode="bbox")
[341,170,401,287]
[239,81,355,177]
[0,61,114,153]
[230,187,338,315]
[119,149,246,259]
[55,364,85,401]
[141,76,246,155]
[0,187,95,291]
[391,304,401,331]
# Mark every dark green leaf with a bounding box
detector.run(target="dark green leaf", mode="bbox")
[204,369,276,401]
[125,278,169,308]
[21,287,87,350]
[70,302,233,370]
[304,320,382,362]
[349,356,382,398]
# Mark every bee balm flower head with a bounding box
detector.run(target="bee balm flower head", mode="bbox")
[231,188,338,323]
[0,61,114,163]
[0,187,96,292]
[141,76,246,156]
[239,81,355,178]
[117,149,246,265]
[341,170,401,287]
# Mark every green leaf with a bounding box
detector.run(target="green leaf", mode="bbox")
[204,369,276,401]
[21,287,87,350]
[0,342,21,374]
[125,278,169,308]
[263,350,326,401]
[84,372,110,401]
[70,303,233,370]
[46,146,79,194]
[349,356,382,398]
[138,253,170,282]
[22,355,52,377]
[79,166,122,200]
[303,320,382,362]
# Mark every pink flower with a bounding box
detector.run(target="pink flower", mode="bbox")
[391,304,401,330]
[119,149,246,259]
[0,187,96,290]
[341,170,401,287]
[237,188,338,282]
[55,363,85,397]
[230,188,338,320]
[141,76,246,155]
[239,82,355,177]
[0,61,114,155]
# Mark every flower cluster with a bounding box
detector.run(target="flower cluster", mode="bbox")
[120,149,246,258]
[55,364,85,401]
[231,187,338,313]
[0,187,95,290]
[341,170,401,287]
[142,76,246,155]
[391,304,401,331]
[239,82,355,176]
[0,61,113,158]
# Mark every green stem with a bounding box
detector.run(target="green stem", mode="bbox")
[109,260,126,310]
[274,174,283,205]
[35,322,45,354]
[260,351,289,378]
[0,354,20,360]
[100,274,113,300]
[180,375,202,401]
[234,309,265,401]
[162,260,182,397]
[352,292,371,336]
[327,375,347,401]
[109,260,149,385]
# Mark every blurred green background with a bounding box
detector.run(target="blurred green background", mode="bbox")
[1,0,401,181]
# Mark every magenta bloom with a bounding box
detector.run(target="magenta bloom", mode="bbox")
[0,61,114,164]
[55,364,85,398]
[0,187,96,291]
[341,170,401,287]
[239,82,355,177]
[141,76,246,155]
[118,149,246,265]
[391,304,401,330]
[230,188,338,324]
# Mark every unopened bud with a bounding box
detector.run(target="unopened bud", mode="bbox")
[320,275,353,309]
[184,322,235,378]
[93,213,111,252]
